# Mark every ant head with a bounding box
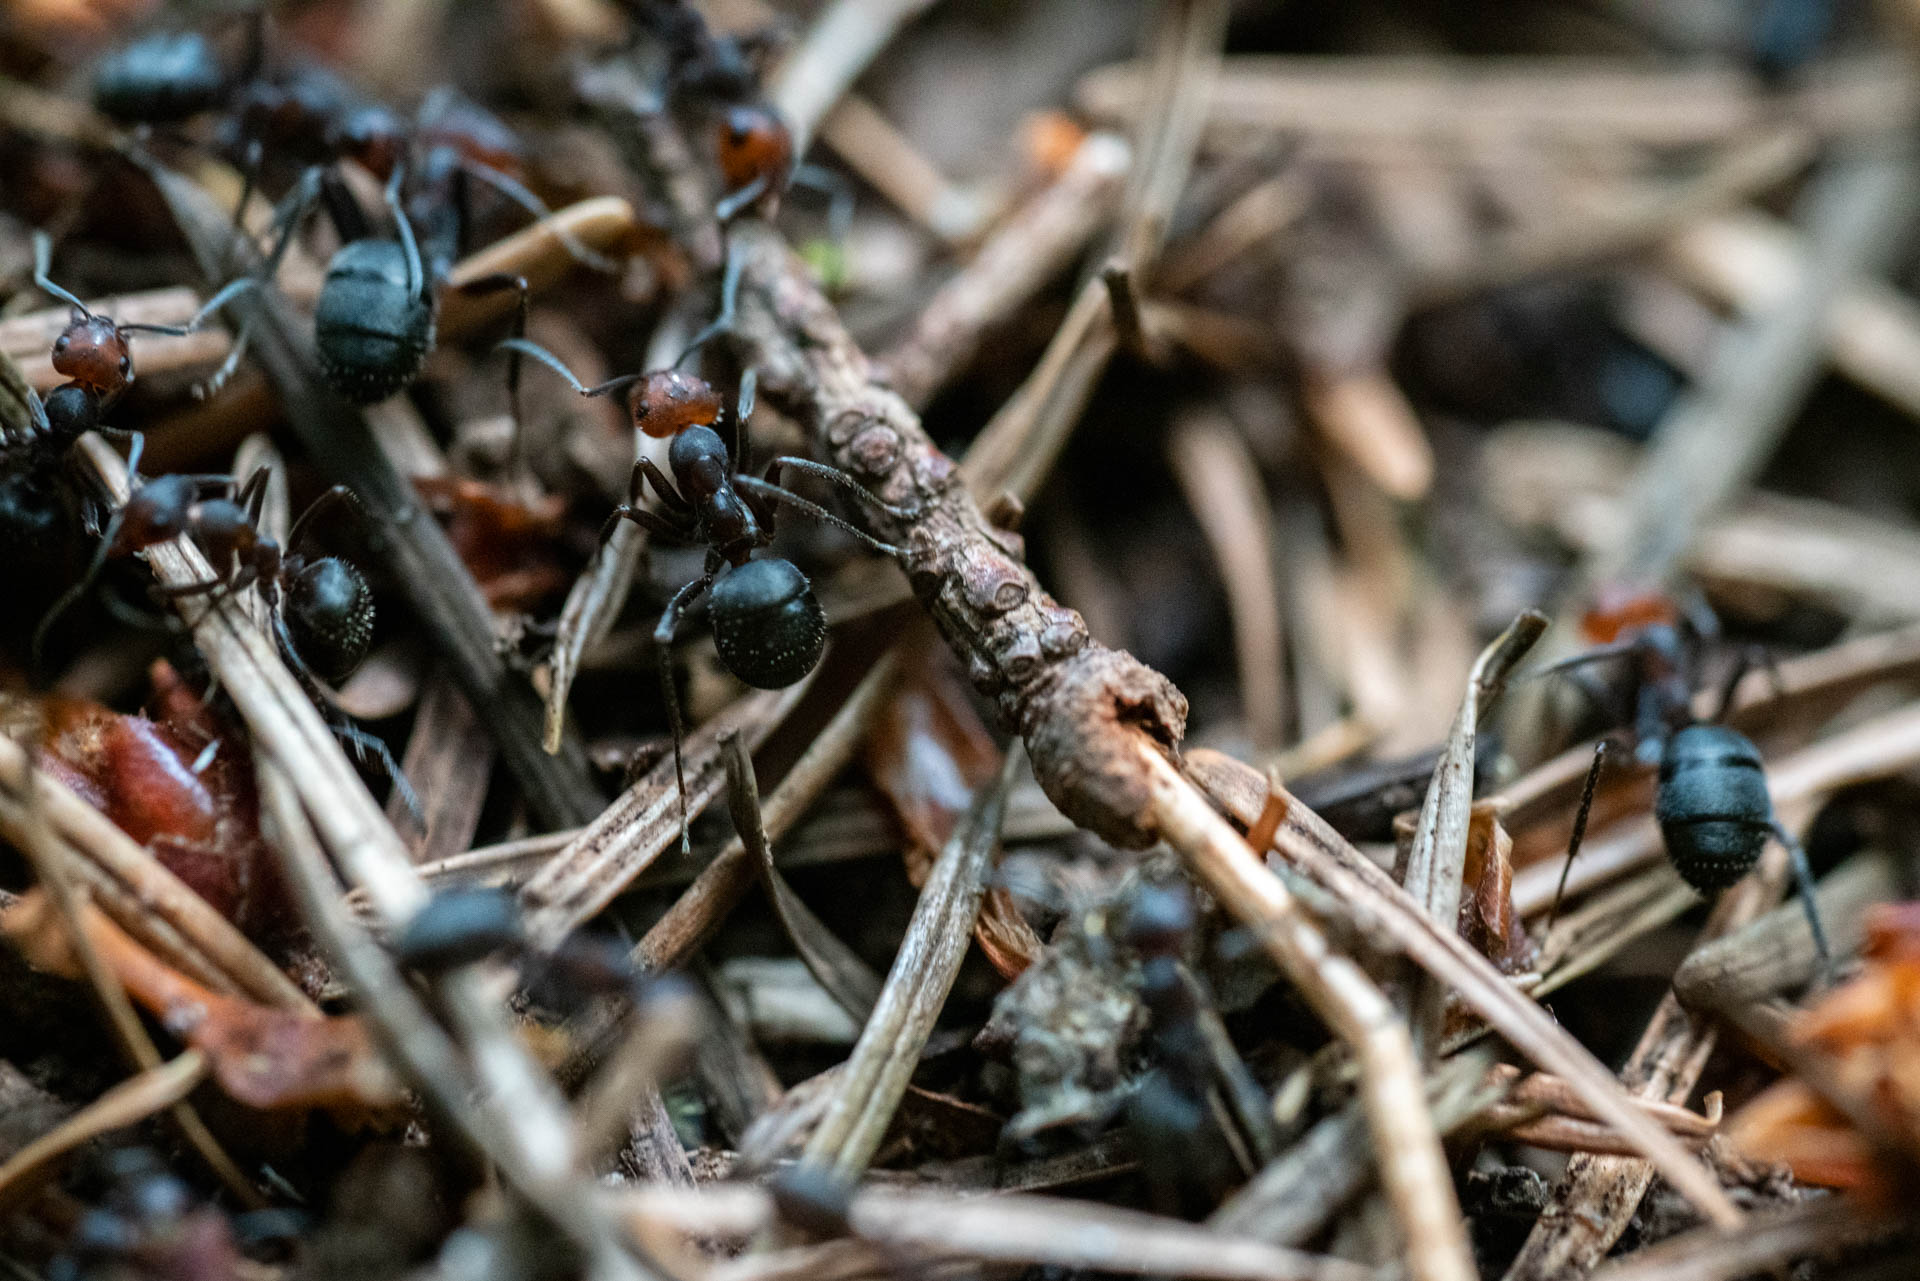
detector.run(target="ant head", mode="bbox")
[667,422,733,494]
[328,103,407,180]
[51,315,133,398]
[715,103,793,196]
[113,475,200,552]
[1580,584,1678,646]
[283,556,374,686]
[634,370,722,438]
[708,557,825,688]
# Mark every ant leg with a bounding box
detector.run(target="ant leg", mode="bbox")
[655,572,716,857]
[1545,740,1610,932]
[1526,639,1643,680]
[494,337,645,401]
[123,432,145,484]
[1770,820,1835,986]
[733,475,902,556]
[32,526,120,674]
[457,160,623,275]
[728,367,757,468]
[715,173,771,224]
[271,607,424,827]
[234,466,272,526]
[384,163,427,303]
[254,166,328,284]
[791,163,854,245]
[31,232,92,317]
[601,502,695,548]
[634,458,694,516]
[677,237,746,365]
[288,485,361,555]
[762,455,915,520]
[458,273,532,471]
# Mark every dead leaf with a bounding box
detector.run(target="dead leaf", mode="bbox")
[3,890,403,1124]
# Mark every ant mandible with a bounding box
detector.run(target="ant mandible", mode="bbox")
[1540,586,1834,981]
[498,332,908,851]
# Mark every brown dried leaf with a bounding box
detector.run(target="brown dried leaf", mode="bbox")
[864,642,1040,979]
[1459,802,1533,973]
[3,890,403,1123]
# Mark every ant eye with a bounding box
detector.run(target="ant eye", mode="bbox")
[54,336,68,352]
[119,357,131,374]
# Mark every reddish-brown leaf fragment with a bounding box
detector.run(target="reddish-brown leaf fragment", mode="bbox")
[864,641,1041,978]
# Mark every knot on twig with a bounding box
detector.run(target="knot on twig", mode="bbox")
[1019,645,1188,849]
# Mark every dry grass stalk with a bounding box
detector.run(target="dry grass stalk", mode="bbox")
[1401,612,1545,1053]
[1187,749,1745,1227]
[1587,1196,1896,1281]
[1297,367,1435,502]
[0,732,312,1011]
[391,670,495,864]
[0,1050,208,1214]
[1074,53,1919,149]
[818,94,988,243]
[1502,797,1808,1280]
[1585,147,1919,592]
[879,130,1130,409]
[1138,743,1476,1281]
[769,0,942,150]
[1167,408,1288,751]
[613,1182,1376,1281]
[800,748,1020,1178]
[519,682,810,950]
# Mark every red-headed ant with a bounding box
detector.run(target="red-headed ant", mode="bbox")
[1539,586,1834,981]
[496,330,908,851]
[33,461,417,816]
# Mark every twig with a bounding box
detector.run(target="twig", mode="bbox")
[1166,408,1288,751]
[877,130,1129,409]
[1589,1196,1896,1281]
[1296,366,1435,502]
[1401,612,1545,1054]
[518,682,810,950]
[134,151,608,828]
[818,94,989,243]
[800,747,1020,1178]
[769,0,942,151]
[0,732,312,1011]
[612,1182,1376,1281]
[1586,144,1920,590]
[1187,749,1745,1227]
[1138,744,1475,1281]
[1074,53,1920,149]
[0,1050,209,1215]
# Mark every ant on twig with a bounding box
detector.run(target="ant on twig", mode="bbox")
[33,461,418,817]
[497,330,908,852]
[1539,585,1834,982]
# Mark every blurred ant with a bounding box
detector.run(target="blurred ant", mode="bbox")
[498,330,907,851]
[51,1147,241,1281]
[33,462,416,813]
[1540,584,1833,981]
[623,0,844,228]
[92,15,263,126]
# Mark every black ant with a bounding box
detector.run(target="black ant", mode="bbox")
[497,333,907,851]
[1541,586,1834,981]
[34,461,416,814]
[92,15,262,126]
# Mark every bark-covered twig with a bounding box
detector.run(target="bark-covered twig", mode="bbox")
[727,217,1186,847]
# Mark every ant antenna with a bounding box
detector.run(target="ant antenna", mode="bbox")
[118,274,262,337]
[494,337,645,401]
[676,238,745,367]
[1545,740,1609,933]
[32,232,93,317]
[456,161,624,276]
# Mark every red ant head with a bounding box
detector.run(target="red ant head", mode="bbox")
[329,103,407,180]
[1580,584,1678,646]
[51,313,133,397]
[634,370,722,439]
[716,103,792,198]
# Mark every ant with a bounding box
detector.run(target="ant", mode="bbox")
[92,16,262,126]
[1541,585,1834,981]
[497,332,907,851]
[33,461,416,814]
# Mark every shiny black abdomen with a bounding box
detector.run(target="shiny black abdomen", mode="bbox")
[1654,724,1773,892]
[709,558,826,688]
[94,33,228,123]
[314,241,434,404]
[284,557,375,686]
